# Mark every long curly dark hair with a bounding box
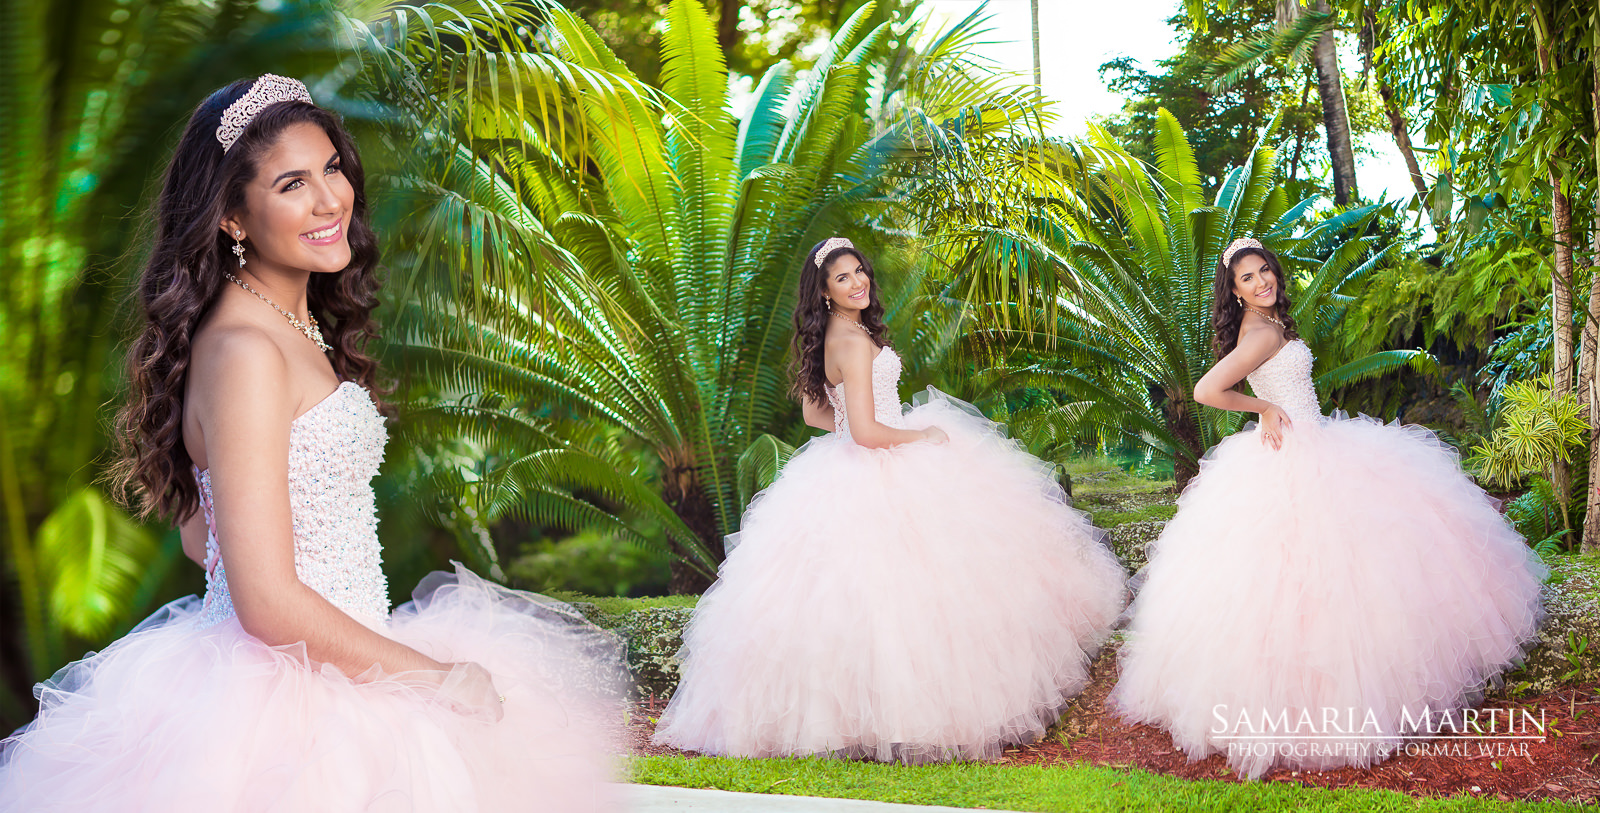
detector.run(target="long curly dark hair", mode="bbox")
[1211,244,1299,359]
[110,79,384,522]
[789,240,890,406]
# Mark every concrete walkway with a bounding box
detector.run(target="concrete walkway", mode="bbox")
[623,784,1027,812]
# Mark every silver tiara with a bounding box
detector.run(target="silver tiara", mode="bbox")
[813,237,854,268]
[216,74,314,153]
[1221,237,1264,267]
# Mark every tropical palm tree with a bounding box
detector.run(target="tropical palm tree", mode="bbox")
[381,0,1073,593]
[1204,0,1358,205]
[382,0,894,593]
[984,110,1429,485]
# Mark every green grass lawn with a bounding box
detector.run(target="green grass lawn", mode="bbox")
[630,755,1586,812]
[1063,457,1173,499]
[1085,503,1179,529]
[546,591,700,614]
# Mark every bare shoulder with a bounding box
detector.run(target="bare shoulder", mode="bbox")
[188,320,292,419]
[824,329,878,381]
[1237,313,1286,348]
[1232,316,1287,366]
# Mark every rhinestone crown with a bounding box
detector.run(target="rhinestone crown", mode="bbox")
[1222,237,1264,267]
[216,74,314,153]
[813,237,855,268]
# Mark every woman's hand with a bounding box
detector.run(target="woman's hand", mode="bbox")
[921,426,949,445]
[416,661,505,723]
[1258,404,1292,451]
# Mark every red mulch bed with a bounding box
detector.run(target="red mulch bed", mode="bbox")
[624,654,1600,805]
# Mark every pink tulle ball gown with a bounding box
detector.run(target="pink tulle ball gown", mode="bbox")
[0,383,625,812]
[1110,339,1547,779]
[652,347,1128,763]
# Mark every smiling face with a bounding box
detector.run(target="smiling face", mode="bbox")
[1231,252,1279,313]
[823,253,872,315]
[221,121,353,278]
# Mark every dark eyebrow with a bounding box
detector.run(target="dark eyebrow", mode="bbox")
[271,152,340,187]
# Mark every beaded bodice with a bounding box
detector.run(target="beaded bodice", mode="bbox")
[824,346,906,441]
[1245,339,1323,423]
[193,382,391,627]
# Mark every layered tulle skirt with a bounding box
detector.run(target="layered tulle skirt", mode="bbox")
[0,565,625,812]
[1109,413,1547,779]
[652,389,1128,763]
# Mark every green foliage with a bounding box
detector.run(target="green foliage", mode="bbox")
[984,110,1421,482]
[1381,1,1598,254]
[1472,377,1587,489]
[736,434,797,509]
[506,528,672,597]
[33,488,161,641]
[1448,380,1499,451]
[1473,376,1587,544]
[1506,477,1573,557]
[1097,2,1386,197]
[381,0,1050,590]
[1560,632,1592,683]
[1341,245,1551,357]
[563,0,885,85]
[1480,303,1557,401]
[385,0,881,582]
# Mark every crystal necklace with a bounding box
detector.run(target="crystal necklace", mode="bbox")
[1244,304,1286,330]
[224,272,331,352]
[832,311,871,335]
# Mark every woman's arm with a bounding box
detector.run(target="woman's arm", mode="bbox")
[801,395,835,431]
[192,331,458,680]
[1192,325,1293,450]
[832,339,943,449]
[1193,327,1283,413]
[178,509,207,566]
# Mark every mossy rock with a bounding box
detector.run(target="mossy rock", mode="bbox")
[1495,555,1600,697]
[1106,520,1166,573]
[570,602,695,699]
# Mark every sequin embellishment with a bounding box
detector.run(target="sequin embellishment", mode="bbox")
[193,382,390,627]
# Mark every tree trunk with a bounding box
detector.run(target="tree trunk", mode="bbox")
[1166,396,1204,489]
[1527,0,1574,531]
[1582,52,1600,555]
[662,474,720,595]
[1583,237,1600,552]
[1377,82,1427,199]
[716,0,739,58]
[1030,0,1042,89]
[1286,78,1313,182]
[1550,164,1575,529]
[1364,8,1426,206]
[1311,0,1357,205]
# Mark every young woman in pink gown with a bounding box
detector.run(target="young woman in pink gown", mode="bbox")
[1110,237,1546,779]
[651,237,1128,763]
[0,75,622,811]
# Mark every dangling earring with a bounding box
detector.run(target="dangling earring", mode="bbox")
[1235,295,1242,306]
[824,296,832,311]
[232,230,246,268]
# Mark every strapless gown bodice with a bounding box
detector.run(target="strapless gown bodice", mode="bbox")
[194,381,390,626]
[824,346,906,439]
[1244,339,1322,423]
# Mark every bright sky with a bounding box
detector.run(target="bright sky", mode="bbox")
[922,0,1423,205]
